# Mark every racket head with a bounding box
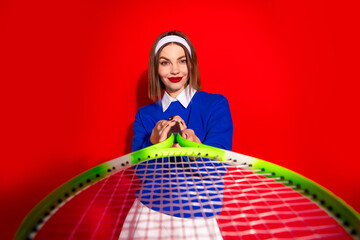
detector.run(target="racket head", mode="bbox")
[15,134,360,239]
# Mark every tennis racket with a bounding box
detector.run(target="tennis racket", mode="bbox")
[15,134,360,239]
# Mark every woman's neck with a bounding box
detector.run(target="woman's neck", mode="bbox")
[166,85,188,98]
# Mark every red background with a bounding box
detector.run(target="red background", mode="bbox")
[1,0,359,239]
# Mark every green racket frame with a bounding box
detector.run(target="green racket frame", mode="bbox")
[15,134,360,240]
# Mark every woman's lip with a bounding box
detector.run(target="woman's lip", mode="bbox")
[168,77,183,83]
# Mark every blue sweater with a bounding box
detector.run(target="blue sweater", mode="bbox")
[132,91,233,218]
[132,91,233,151]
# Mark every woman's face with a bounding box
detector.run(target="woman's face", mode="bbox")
[158,43,189,98]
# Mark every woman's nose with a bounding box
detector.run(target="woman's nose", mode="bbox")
[171,64,180,75]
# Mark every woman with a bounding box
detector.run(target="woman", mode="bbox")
[132,30,233,152]
[120,31,233,240]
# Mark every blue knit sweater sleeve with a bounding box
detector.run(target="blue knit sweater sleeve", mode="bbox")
[132,110,152,152]
[202,95,233,150]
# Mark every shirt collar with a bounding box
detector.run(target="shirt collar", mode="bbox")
[161,85,197,112]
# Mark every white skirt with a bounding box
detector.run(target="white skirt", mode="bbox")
[119,199,223,240]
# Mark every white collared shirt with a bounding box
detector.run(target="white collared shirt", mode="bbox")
[161,85,197,112]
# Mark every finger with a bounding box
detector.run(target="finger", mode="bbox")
[182,129,201,143]
[181,129,190,140]
[151,121,166,144]
[168,120,186,131]
[172,143,181,148]
[172,116,184,122]
[155,120,165,131]
[160,120,168,128]
[158,122,175,142]
[159,123,171,134]
[159,130,170,142]
[171,116,187,130]
[179,121,187,131]
[161,121,176,131]
[182,128,194,135]
[157,120,173,133]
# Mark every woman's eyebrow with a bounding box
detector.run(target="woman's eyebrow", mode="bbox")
[159,56,186,61]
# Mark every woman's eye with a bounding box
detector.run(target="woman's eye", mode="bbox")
[180,59,187,63]
[160,61,169,65]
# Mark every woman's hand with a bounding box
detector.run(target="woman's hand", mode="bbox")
[150,116,200,146]
[169,116,201,144]
[150,120,174,145]
[181,129,202,160]
[150,116,186,144]
[168,116,187,131]
[181,128,201,144]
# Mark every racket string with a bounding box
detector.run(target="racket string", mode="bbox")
[68,170,113,239]
[222,166,279,239]
[125,156,225,239]
[110,167,140,239]
[32,156,353,240]
[181,156,224,239]
[252,171,343,239]
[88,168,131,239]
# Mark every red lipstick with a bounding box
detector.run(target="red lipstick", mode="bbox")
[168,77,182,83]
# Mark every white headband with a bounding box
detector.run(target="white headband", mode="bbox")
[154,35,192,56]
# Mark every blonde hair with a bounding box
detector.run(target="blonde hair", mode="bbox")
[148,30,201,101]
